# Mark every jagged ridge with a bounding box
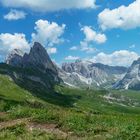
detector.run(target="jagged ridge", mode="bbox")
[61,60,127,88]
[114,57,140,90]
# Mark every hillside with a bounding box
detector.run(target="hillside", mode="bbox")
[0,64,140,140]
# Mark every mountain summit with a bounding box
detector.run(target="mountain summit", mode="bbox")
[5,42,61,89]
[22,42,58,73]
[6,42,58,74]
[115,57,140,90]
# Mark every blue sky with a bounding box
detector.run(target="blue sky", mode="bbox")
[0,0,140,66]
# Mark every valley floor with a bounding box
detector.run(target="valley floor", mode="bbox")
[0,74,140,140]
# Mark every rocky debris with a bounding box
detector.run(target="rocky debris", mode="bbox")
[0,118,68,139]
[0,118,29,130]
[27,122,68,139]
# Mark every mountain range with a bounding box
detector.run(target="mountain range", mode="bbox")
[5,42,140,90]
[61,60,127,88]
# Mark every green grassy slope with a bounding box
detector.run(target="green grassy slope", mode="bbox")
[0,70,140,139]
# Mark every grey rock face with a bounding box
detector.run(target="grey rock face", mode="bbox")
[61,60,127,88]
[114,58,140,90]
[6,42,58,74]
[6,49,24,67]
[22,42,58,73]
[6,42,61,87]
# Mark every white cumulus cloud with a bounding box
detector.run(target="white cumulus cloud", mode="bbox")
[0,19,66,58]
[90,50,139,66]
[70,46,78,50]
[98,0,140,30]
[31,19,66,47]
[4,9,26,20]
[47,47,57,54]
[1,0,96,12]
[0,33,30,55]
[74,26,106,53]
[65,55,80,61]
[80,41,97,53]
[81,26,107,44]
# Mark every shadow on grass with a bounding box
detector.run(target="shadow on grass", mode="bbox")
[15,81,79,107]
[0,63,80,107]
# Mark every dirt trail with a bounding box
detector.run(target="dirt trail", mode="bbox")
[0,115,102,140]
[0,118,99,139]
[0,112,8,116]
[0,118,29,130]
[27,122,68,139]
[0,117,68,139]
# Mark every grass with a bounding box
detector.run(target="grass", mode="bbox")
[0,65,140,139]
[112,89,140,100]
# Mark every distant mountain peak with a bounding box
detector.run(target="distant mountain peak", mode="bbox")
[114,57,140,90]
[61,60,127,88]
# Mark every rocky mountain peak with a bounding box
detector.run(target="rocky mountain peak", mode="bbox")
[114,57,140,90]
[6,42,58,74]
[23,42,57,72]
[5,42,61,87]
[6,49,24,66]
[131,57,140,66]
[30,42,47,56]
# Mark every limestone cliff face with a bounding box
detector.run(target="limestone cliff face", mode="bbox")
[6,42,61,88]
[6,42,58,73]
[61,60,127,88]
[115,58,140,90]
[6,49,23,67]
[22,42,58,73]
